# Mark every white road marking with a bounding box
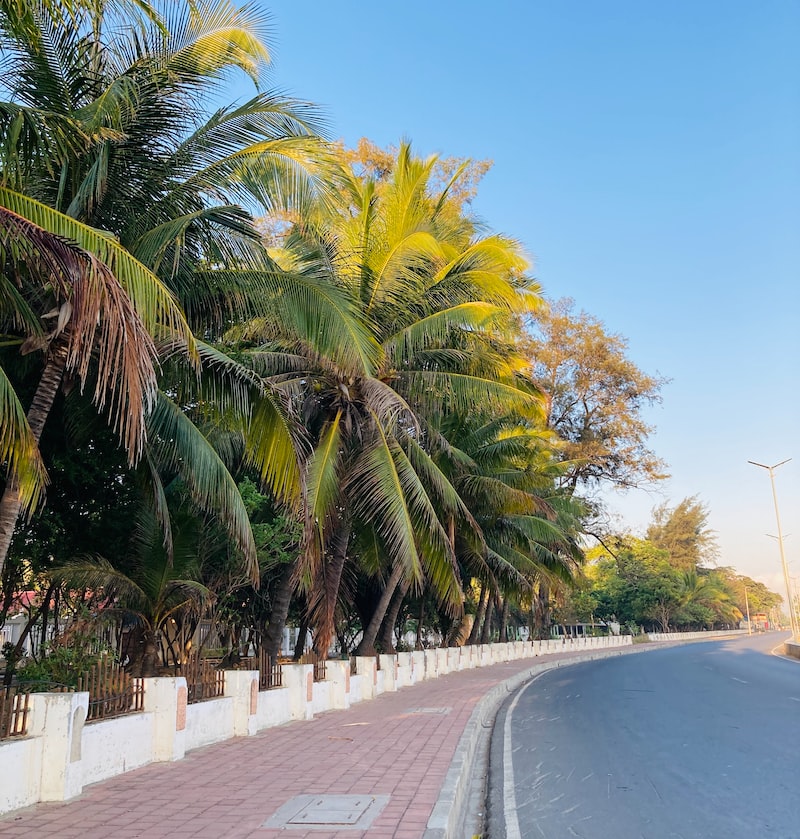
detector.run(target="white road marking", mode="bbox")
[770,639,800,661]
[504,671,551,839]
[730,677,748,684]
[790,697,800,702]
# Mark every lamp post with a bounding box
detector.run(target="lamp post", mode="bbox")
[744,586,752,635]
[748,459,796,639]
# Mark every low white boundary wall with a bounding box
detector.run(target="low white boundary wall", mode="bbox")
[0,635,638,814]
[647,629,748,642]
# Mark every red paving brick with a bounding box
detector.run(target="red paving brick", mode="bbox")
[0,647,614,839]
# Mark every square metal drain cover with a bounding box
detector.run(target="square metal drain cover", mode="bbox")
[263,794,390,830]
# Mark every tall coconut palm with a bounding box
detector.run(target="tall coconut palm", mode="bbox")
[432,412,586,642]
[0,201,182,577]
[0,1,355,578]
[245,143,545,654]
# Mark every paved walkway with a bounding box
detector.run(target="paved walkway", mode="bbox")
[0,647,617,839]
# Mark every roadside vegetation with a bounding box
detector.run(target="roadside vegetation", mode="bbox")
[0,1,780,682]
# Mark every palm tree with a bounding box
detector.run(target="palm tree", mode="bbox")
[680,570,740,628]
[53,501,213,676]
[0,201,178,577]
[435,413,586,642]
[246,143,545,655]
[0,1,350,579]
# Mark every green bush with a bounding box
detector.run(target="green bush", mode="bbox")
[16,619,113,689]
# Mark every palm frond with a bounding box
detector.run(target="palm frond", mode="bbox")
[147,391,258,581]
[0,189,196,357]
[0,362,47,510]
[0,202,160,461]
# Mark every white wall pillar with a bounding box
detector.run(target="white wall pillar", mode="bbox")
[410,651,425,682]
[352,656,377,700]
[143,676,187,763]
[325,660,351,710]
[29,691,88,802]
[281,663,314,720]
[224,669,259,736]
[378,654,397,692]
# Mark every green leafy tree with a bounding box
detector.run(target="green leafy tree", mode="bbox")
[647,496,718,571]
[525,298,668,493]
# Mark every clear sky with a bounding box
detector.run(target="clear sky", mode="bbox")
[241,1,800,595]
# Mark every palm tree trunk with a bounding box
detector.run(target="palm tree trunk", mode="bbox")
[415,597,425,649]
[498,597,510,642]
[480,594,495,644]
[293,616,309,660]
[534,581,551,640]
[0,344,67,578]
[354,564,404,656]
[136,628,160,677]
[468,585,488,645]
[263,561,295,658]
[311,519,351,658]
[381,575,410,653]
[379,578,410,653]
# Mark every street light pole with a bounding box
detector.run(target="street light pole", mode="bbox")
[744,586,751,635]
[748,459,796,639]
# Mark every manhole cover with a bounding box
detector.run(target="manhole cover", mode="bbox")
[263,794,390,830]
[405,706,452,715]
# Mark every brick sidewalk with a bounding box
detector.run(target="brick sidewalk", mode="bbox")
[0,648,612,839]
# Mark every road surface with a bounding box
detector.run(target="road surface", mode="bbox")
[487,633,799,838]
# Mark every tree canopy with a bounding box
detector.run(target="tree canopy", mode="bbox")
[0,1,779,678]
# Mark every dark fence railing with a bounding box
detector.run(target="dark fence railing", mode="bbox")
[77,659,144,723]
[239,649,283,690]
[301,651,326,682]
[0,686,30,740]
[180,655,225,704]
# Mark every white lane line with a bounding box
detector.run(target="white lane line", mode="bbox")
[790,697,800,702]
[730,677,748,684]
[770,638,800,661]
[504,671,551,839]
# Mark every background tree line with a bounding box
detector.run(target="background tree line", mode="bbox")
[554,497,782,633]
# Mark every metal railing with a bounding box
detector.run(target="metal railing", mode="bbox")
[77,660,144,723]
[301,651,326,682]
[0,686,30,740]
[239,649,283,691]
[181,655,225,704]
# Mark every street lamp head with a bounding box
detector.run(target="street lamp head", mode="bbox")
[748,458,792,471]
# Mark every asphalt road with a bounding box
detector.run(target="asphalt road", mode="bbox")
[487,633,799,839]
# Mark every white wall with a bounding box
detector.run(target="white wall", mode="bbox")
[81,713,153,786]
[0,736,42,812]
[184,696,234,752]
[255,687,292,729]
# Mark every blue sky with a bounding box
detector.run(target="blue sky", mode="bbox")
[241,1,800,595]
